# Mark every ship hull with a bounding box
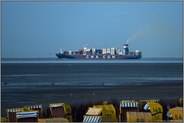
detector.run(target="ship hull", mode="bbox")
[56,53,141,60]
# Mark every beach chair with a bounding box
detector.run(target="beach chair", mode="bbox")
[126,111,152,122]
[93,104,117,122]
[6,108,24,122]
[24,104,44,118]
[0,117,9,122]
[83,102,116,122]
[16,111,38,122]
[49,103,72,121]
[144,102,163,122]
[167,107,183,121]
[119,100,139,122]
[139,99,159,111]
[83,108,102,122]
[38,118,69,122]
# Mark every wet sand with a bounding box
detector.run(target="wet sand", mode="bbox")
[1,81,183,118]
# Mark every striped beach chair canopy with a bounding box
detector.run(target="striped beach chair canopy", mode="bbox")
[120,101,139,108]
[86,107,102,116]
[140,99,159,103]
[16,111,38,119]
[7,108,24,113]
[49,103,64,108]
[24,104,42,109]
[24,104,44,118]
[83,116,101,122]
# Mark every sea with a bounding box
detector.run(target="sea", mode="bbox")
[1,57,183,117]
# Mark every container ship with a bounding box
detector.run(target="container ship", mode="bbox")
[56,43,142,60]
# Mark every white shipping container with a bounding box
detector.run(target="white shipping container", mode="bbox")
[110,48,115,55]
[106,48,111,54]
[84,47,87,52]
[69,51,72,55]
[87,49,91,52]
[135,50,140,55]
[102,48,107,54]
[111,48,115,51]
[110,52,115,55]
[92,49,96,54]
[102,48,106,51]
[119,52,123,55]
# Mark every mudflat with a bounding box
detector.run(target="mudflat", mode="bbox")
[1,81,182,118]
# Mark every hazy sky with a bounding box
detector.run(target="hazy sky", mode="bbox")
[2,1,183,58]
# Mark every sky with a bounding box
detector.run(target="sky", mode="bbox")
[2,1,183,58]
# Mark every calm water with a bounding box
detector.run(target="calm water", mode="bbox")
[1,58,183,87]
[1,58,183,117]
[2,57,183,63]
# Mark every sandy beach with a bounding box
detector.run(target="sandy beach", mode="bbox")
[1,80,183,121]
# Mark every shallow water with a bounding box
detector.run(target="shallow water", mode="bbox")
[1,58,183,117]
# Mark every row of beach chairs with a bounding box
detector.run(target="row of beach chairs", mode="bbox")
[3,98,183,122]
[5,103,72,122]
